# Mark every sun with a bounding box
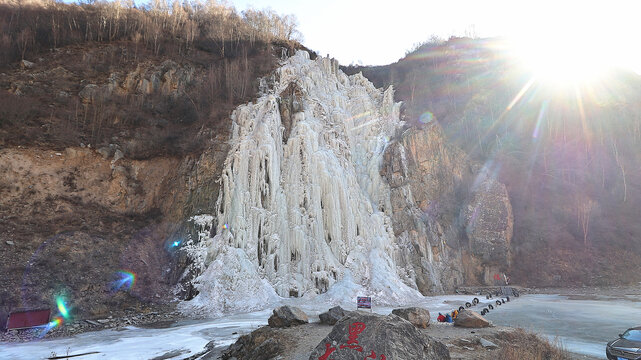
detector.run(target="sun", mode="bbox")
[507,1,641,85]
[511,35,608,85]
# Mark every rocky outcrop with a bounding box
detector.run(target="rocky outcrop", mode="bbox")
[221,326,288,360]
[463,173,513,279]
[391,307,431,328]
[319,306,349,326]
[278,82,304,144]
[74,61,194,104]
[79,84,100,103]
[20,59,35,69]
[383,123,469,216]
[480,337,499,349]
[381,121,514,290]
[454,310,490,328]
[268,306,309,328]
[381,122,471,293]
[309,312,450,359]
[123,60,194,96]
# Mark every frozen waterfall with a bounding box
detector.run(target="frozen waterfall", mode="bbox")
[181,51,423,316]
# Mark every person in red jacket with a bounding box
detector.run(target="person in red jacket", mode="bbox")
[437,313,446,322]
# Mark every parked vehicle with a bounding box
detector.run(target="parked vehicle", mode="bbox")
[606,327,641,360]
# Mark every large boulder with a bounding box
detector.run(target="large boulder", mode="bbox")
[319,306,349,326]
[267,305,309,328]
[221,326,286,360]
[78,83,111,104]
[454,310,490,328]
[309,312,449,360]
[391,307,431,328]
[21,59,35,69]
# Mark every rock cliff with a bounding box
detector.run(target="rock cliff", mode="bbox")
[381,121,513,293]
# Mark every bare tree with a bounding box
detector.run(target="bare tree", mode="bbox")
[577,197,595,248]
[17,27,33,59]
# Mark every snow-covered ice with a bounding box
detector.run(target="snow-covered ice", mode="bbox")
[0,310,269,360]
[485,294,641,358]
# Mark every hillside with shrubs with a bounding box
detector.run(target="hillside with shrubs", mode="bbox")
[0,0,308,157]
[344,37,641,287]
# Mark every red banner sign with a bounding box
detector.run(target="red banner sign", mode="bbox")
[357,296,371,309]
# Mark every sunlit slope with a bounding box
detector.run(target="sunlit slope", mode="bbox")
[344,37,641,287]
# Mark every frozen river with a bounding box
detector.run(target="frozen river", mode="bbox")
[484,293,641,358]
[1,293,639,359]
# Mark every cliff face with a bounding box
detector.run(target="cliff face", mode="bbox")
[381,122,513,293]
[381,123,469,293]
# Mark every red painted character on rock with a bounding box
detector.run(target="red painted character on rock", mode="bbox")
[340,322,366,352]
[365,350,386,359]
[318,343,336,360]
[319,322,385,359]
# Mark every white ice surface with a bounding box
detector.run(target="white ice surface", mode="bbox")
[3,294,639,359]
[484,293,641,358]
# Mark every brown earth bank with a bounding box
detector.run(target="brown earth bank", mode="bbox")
[0,139,236,324]
[0,146,186,325]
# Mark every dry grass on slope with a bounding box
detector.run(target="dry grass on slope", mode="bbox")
[496,328,570,360]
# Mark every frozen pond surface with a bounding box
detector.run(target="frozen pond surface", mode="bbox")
[2,293,639,359]
[484,293,641,358]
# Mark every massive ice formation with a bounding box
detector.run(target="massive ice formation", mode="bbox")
[182,51,425,314]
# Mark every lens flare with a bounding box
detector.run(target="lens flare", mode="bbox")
[56,297,70,320]
[345,111,372,123]
[39,316,63,338]
[419,111,434,124]
[111,270,136,292]
[532,100,549,140]
[222,223,229,230]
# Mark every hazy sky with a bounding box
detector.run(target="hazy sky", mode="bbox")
[229,0,641,69]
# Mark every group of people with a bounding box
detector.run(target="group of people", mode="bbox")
[436,309,459,323]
